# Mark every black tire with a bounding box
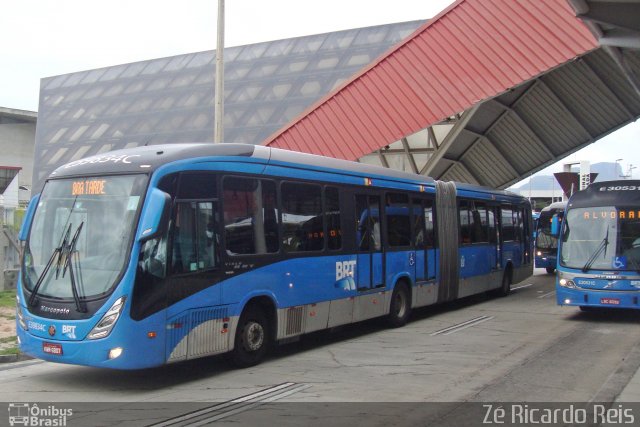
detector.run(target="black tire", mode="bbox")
[230,306,270,368]
[498,270,512,297]
[388,283,411,328]
[545,267,555,275]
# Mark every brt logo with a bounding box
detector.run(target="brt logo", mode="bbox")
[336,261,356,281]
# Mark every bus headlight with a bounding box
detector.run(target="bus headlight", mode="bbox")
[559,278,577,289]
[16,300,28,331]
[88,297,126,340]
[537,251,542,256]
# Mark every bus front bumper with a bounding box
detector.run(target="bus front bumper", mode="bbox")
[556,287,640,309]
[16,326,165,370]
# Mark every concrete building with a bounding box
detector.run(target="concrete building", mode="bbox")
[0,107,37,290]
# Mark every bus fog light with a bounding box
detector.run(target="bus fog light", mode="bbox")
[109,347,123,360]
[564,299,571,304]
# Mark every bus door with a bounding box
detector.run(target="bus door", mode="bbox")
[413,197,437,305]
[355,194,384,290]
[489,206,501,271]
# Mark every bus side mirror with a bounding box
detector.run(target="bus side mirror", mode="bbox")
[137,188,171,242]
[18,194,40,241]
[550,215,560,237]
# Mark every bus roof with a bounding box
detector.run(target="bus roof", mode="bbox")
[540,201,567,213]
[569,180,640,209]
[49,142,522,201]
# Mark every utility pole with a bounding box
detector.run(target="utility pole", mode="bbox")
[214,0,225,143]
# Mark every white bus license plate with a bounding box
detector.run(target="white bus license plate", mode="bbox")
[43,343,63,355]
[600,298,620,305]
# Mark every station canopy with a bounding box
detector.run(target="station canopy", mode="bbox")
[33,0,640,191]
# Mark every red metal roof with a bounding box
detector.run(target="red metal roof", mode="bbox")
[263,0,598,160]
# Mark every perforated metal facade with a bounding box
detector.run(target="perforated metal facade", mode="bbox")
[33,21,423,190]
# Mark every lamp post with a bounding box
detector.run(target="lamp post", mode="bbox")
[214,0,225,144]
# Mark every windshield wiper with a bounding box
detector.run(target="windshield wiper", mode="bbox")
[28,222,87,313]
[581,226,609,273]
[63,222,86,313]
[28,223,72,308]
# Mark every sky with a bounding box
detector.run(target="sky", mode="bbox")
[1,0,638,184]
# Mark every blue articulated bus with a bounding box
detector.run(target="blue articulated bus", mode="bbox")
[535,202,566,274]
[16,144,532,369]
[556,180,640,310]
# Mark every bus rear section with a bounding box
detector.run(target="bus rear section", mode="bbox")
[535,202,566,274]
[556,181,640,310]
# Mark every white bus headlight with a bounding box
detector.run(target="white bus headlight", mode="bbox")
[16,298,28,331]
[88,297,126,340]
[537,251,542,256]
[559,278,576,288]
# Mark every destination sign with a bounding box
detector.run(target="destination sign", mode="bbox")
[71,179,107,196]
[582,210,640,220]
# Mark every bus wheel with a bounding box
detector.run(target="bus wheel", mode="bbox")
[388,283,411,328]
[230,306,270,368]
[545,267,555,275]
[499,271,512,297]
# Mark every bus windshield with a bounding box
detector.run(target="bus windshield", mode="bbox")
[560,206,640,271]
[23,175,147,300]
[536,210,559,250]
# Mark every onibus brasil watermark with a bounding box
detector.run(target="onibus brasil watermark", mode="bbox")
[483,403,635,425]
[8,403,72,427]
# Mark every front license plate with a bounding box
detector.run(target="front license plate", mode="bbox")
[600,298,620,305]
[43,342,63,355]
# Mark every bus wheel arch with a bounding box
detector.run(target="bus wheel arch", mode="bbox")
[229,296,276,368]
[387,279,412,328]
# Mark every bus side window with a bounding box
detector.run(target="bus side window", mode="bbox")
[172,202,217,273]
[281,182,323,252]
[459,200,471,245]
[501,207,515,242]
[386,192,411,247]
[411,197,436,249]
[470,201,488,244]
[488,207,497,244]
[325,187,342,250]
[424,199,436,248]
[222,177,279,255]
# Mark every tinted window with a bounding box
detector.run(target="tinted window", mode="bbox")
[502,207,515,241]
[223,177,279,255]
[281,182,323,252]
[171,201,217,273]
[459,200,471,245]
[326,187,342,250]
[386,193,411,247]
[177,173,217,199]
[470,202,488,243]
[356,195,381,251]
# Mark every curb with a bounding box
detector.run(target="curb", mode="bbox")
[0,353,33,364]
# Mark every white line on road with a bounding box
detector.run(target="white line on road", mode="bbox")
[431,315,495,336]
[538,290,557,299]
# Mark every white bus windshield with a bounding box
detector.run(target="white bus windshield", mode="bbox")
[23,175,147,300]
[560,206,640,271]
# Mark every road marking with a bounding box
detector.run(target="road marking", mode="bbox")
[151,382,310,427]
[430,315,495,336]
[538,290,556,299]
[512,283,534,291]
